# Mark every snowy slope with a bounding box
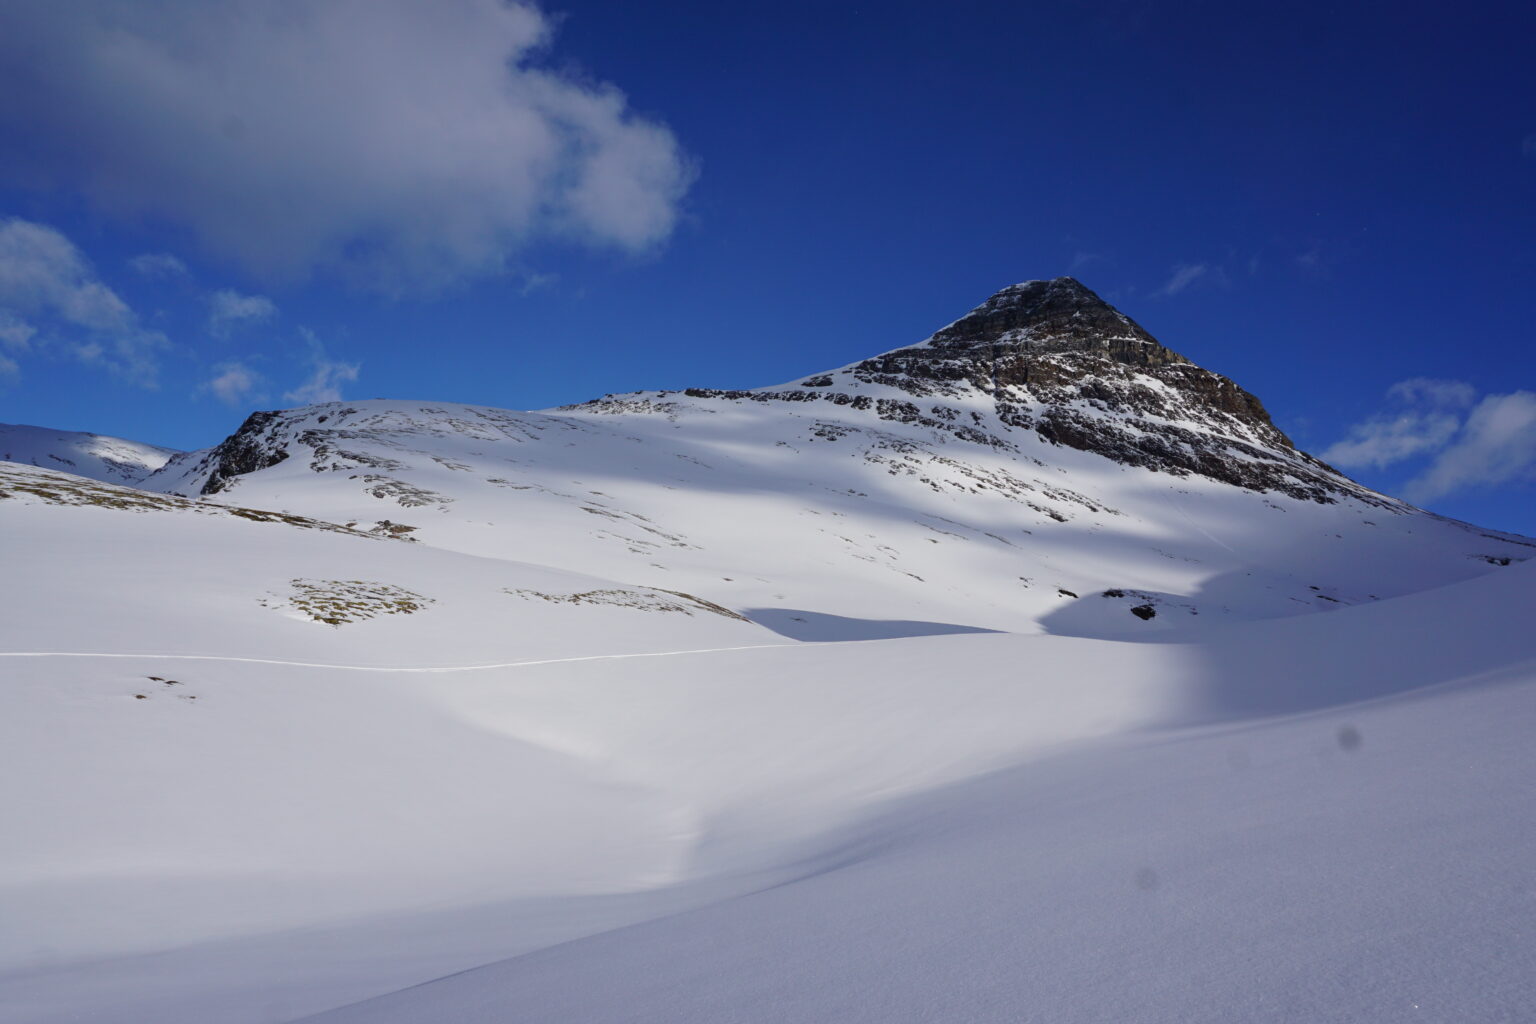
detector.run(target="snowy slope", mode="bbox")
[1,421,179,485]
[302,618,1536,1024]
[138,281,1531,639]
[4,278,1534,1024]
[3,540,1533,1023]
[0,462,775,666]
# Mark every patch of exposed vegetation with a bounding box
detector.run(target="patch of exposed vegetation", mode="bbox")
[0,464,379,538]
[265,579,434,626]
[369,519,419,539]
[504,586,748,621]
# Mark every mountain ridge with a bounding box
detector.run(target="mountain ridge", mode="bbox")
[114,278,1531,639]
[0,422,180,486]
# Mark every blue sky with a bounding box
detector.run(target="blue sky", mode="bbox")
[1,0,1533,534]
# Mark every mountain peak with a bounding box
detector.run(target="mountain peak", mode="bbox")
[925,277,1185,370]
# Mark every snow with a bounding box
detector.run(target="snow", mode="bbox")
[0,422,179,485]
[137,397,1532,640]
[302,650,1536,1024]
[2,373,1534,1022]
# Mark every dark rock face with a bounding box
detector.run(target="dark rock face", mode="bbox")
[848,278,1283,438]
[892,276,1183,369]
[634,276,1377,505]
[198,411,291,495]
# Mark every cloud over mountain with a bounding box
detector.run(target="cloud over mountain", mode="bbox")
[0,0,694,293]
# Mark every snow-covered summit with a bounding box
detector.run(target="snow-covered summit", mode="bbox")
[0,421,179,485]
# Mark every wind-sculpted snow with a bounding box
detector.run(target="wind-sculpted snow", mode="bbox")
[3,557,1533,1023]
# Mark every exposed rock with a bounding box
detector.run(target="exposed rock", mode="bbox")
[575,276,1388,506]
[198,411,291,495]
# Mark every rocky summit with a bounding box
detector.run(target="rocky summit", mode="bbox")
[626,277,1360,503]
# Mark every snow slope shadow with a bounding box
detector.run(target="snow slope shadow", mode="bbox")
[742,609,1000,642]
[1186,560,1536,722]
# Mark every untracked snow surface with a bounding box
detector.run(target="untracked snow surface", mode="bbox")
[0,422,179,486]
[3,279,1534,1022]
[2,469,1533,1022]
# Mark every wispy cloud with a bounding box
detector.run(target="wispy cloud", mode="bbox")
[208,289,277,335]
[1321,378,1475,470]
[518,271,559,296]
[0,309,36,351]
[204,362,263,406]
[1155,262,1209,297]
[0,217,167,384]
[0,219,133,331]
[0,0,694,293]
[1323,377,1536,502]
[128,252,190,280]
[1405,391,1536,503]
[285,330,360,405]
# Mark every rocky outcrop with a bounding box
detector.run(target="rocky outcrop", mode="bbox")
[599,277,1379,505]
[197,411,291,495]
[147,410,295,496]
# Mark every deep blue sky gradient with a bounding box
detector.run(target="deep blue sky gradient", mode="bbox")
[2,0,1533,532]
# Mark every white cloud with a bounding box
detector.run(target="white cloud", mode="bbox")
[205,362,262,406]
[1156,263,1208,297]
[1324,378,1536,503]
[1405,392,1536,503]
[71,332,170,385]
[0,218,166,384]
[0,1,694,293]
[519,271,559,296]
[1321,378,1475,470]
[208,289,277,335]
[129,252,190,279]
[0,219,133,332]
[0,309,36,351]
[0,352,17,378]
[285,332,360,405]
[1385,377,1476,408]
[1321,412,1461,470]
